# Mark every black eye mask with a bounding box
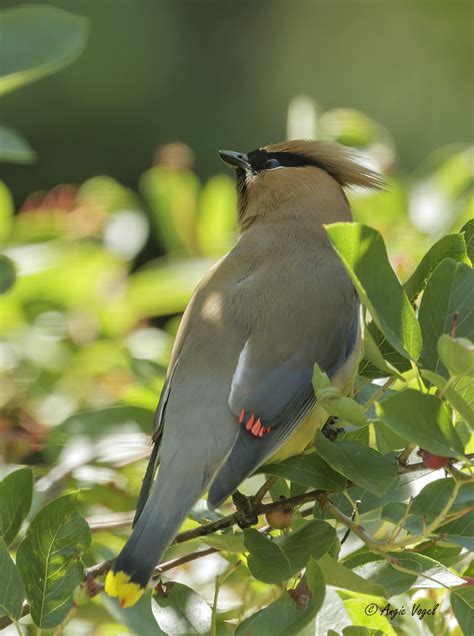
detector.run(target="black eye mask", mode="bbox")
[247,149,310,174]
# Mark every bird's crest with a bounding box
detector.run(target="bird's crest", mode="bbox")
[265,140,384,190]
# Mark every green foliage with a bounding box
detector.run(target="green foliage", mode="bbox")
[151,583,213,635]
[0,5,89,163]
[376,390,465,458]
[244,520,335,584]
[0,538,25,622]
[264,454,346,491]
[418,259,474,376]
[0,87,472,633]
[326,223,421,360]
[235,559,325,636]
[16,494,90,629]
[0,467,32,546]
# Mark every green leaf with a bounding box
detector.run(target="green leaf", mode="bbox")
[16,494,91,629]
[0,254,16,294]
[140,167,200,254]
[361,327,406,379]
[350,552,465,596]
[313,587,351,635]
[382,478,474,533]
[343,628,387,636]
[315,431,398,497]
[419,259,474,377]
[411,478,473,520]
[312,368,369,426]
[197,175,237,256]
[403,233,469,301]
[0,182,14,244]
[451,587,474,635]
[437,510,474,551]
[127,258,213,319]
[201,532,245,553]
[0,538,25,621]
[317,553,386,597]
[461,218,474,265]
[437,334,474,377]
[325,222,421,359]
[376,389,465,458]
[0,6,89,96]
[422,370,474,428]
[343,598,397,636]
[244,520,335,584]
[103,590,166,636]
[0,467,33,546]
[236,558,325,636]
[151,582,212,635]
[264,453,346,491]
[0,126,36,164]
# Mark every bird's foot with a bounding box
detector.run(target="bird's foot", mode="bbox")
[232,490,259,529]
[322,417,344,441]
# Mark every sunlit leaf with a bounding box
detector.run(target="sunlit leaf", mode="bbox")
[16,494,91,629]
[140,167,200,254]
[0,467,32,546]
[325,223,421,360]
[422,370,474,429]
[437,334,474,377]
[461,218,474,264]
[197,175,236,256]
[0,182,14,244]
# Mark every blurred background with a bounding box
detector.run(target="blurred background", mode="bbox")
[0,1,473,633]
[2,0,474,205]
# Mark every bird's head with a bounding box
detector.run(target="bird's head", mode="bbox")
[219,140,383,229]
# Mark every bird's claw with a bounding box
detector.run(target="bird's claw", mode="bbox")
[232,490,258,529]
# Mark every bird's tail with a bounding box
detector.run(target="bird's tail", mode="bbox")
[105,466,209,608]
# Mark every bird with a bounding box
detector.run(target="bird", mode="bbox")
[105,139,383,607]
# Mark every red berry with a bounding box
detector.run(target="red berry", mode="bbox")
[420,450,449,469]
[265,507,294,529]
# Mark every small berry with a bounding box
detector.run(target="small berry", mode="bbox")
[265,507,294,529]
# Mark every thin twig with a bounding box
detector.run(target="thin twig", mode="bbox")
[252,476,279,506]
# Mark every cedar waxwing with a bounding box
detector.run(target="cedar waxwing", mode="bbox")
[105,140,383,607]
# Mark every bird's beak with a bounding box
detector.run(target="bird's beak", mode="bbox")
[218,150,250,171]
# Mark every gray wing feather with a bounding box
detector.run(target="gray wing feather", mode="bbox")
[132,360,178,527]
[207,307,359,508]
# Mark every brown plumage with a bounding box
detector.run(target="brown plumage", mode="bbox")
[237,140,383,227]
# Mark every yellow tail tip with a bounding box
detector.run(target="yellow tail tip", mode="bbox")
[104,570,145,608]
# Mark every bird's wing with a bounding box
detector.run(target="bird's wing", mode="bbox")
[207,302,359,508]
[132,360,178,526]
